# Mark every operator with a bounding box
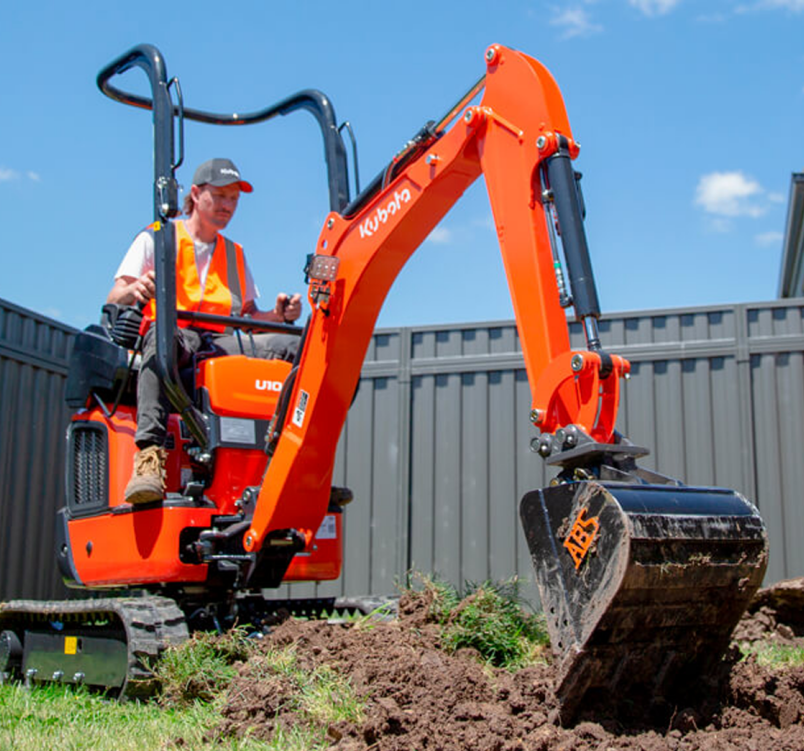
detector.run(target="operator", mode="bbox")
[107,158,302,505]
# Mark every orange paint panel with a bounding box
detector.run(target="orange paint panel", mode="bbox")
[69,507,213,586]
[284,512,343,581]
[197,356,292,418]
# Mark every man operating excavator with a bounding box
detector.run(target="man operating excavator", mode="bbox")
[107,158,302,505]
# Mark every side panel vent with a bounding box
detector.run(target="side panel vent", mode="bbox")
[67,422,109,516]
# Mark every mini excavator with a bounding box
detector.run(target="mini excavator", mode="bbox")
[0,43,768,719]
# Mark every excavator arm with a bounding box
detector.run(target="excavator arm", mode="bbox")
[245,45,768,721]
[244,44,624,555]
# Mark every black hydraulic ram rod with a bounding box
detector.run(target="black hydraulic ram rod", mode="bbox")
[544,135,603,352]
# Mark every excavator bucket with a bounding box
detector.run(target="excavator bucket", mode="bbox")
[520,481,768,721]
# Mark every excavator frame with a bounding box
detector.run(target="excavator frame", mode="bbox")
[0,43,768,720]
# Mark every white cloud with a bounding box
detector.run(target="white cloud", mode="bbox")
[737,0,804,12]
[759,0,804,10]
[550,7,603,38]
[694,171,766,218]
[0,167,40,183]
[472,215,496,232]
[755,231,784,247]
[629,0,682,15]
[427,226,452,245]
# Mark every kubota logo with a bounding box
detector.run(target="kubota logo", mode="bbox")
[359,188,412,238]
[255,380,283,392]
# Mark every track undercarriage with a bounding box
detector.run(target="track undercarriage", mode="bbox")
[0,594,392,698]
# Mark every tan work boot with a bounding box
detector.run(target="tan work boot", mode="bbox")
[124,445,166,505]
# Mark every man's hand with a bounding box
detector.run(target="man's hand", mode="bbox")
[274,293,302,323]
[107,271,156,306]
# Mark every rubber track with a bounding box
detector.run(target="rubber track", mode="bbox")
[0,596,189,698]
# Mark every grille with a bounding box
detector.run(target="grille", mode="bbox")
[69,425,108,511]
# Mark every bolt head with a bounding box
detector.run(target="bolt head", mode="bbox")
[571,354,584,372]
[536,136,547,150]
[326,218,335,229]
[485,47,497,63]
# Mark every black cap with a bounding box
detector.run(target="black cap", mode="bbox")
[192,158,253,193]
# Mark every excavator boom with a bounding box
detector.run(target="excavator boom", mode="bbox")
[243,44,768,718]
[245,45,626,558]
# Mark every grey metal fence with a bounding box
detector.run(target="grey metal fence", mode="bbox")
[0,300,75,600]
[3,297,804,603]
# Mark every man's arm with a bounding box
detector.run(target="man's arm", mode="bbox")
[243,293,302,323]
[107,271,156,306]
[108,231,155,306]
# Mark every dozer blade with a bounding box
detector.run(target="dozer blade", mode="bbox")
[520,481,768,720]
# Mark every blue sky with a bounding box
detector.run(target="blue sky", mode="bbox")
[3,0,804,330]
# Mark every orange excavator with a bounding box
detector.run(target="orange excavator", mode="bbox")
[0,43,768,719]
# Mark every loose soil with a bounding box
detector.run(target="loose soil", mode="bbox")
[214,579,804,750]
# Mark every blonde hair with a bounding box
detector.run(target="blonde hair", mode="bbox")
[182,192,195,216]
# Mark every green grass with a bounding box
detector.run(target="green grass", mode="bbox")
[408,575,551,669]
[153,627,253,707]
[0,639,364,751]
[0,682,271,751]
[738,640,804,669]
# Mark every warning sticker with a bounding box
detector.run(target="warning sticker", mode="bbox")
[316,514,337,540]
[292,390,310,428]
[64,636,78,655]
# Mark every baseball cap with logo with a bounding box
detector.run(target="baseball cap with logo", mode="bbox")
[192,158,253,193]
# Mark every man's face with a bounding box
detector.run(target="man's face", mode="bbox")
[192,183,241,229]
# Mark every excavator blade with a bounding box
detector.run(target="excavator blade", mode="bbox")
[520,481,768,721]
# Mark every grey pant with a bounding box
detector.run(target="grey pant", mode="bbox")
[135,326,299,448]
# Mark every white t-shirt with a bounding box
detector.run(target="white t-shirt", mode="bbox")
[114,227,260,304]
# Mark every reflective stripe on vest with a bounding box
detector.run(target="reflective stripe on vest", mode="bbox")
[145,220,247,332]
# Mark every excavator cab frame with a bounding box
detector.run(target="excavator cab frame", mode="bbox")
[95,43,351,446]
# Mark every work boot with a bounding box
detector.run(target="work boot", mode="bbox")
[124,445,166,505]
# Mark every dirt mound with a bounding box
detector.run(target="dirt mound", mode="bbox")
[214,581,804,750]
[734,577,804,644]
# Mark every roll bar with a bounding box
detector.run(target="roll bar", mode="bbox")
[97,44,351,213]
[97,43,348,446]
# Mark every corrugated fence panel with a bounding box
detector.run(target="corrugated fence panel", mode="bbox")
[4,297,804,604]
[0,300,75,600]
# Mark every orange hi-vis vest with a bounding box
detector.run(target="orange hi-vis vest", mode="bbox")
[145,220,248,332]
